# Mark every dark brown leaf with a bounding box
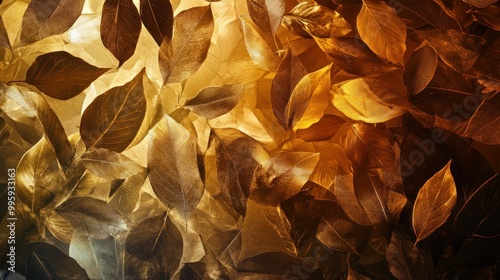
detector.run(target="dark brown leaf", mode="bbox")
[148,115,204,217]
[185,85,244,119]
[404,42,438,96]
[125,212,183,278]
[56,197,127,239]
[412,161,456,243]
[316,202,371,254]
[159,5,214,84]
[387,230,433,280]
[25,51,110,100]
[101,0,142,66]
[209,128,269,215]
[80,69,146,152]
[0,18,10,48]
[20,0,85,45]
[283,2,351,38]
[472,6,500,31]
[465,93,500,144]
[452,174,500,266]
[247,0,284,47]
[357,0,407,66]
[271,50,308,129]
[26,242,89,280]
[140,0,174,46]
[393,0,460,30]
[463,0,498,8]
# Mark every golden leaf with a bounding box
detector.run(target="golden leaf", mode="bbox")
[412,161,457,243]
[404,42,438,96]
[357,0,407,66]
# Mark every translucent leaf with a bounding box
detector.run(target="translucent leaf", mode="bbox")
[412,161,457,243]
[20,0,85,45]
[125,212,183,278]
[148,115,204,217]
[80,148,145,180]
[25,51,110,100]
[16,138,64,213]
[159,5,214,84]
[404,42,438,96]
[69,234,118,280]
[465,93,500,145]
[56,197,127,239]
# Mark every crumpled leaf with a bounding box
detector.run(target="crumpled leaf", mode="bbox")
[0,18,10,48]
[271,50,307,129]
[80,148,145,180]
[332,75,408,123]
[357,0,407,66]
[283,2,351,38]
[125,212,183,278]
[185,85,244,119]
[69,234,118,280]
[80,69,146,152]
[140,0,174,46]
[25,51,110,100]
[26,242,89,280]
[465,93,500,145]
[250,151,319,205]
[404,42,438,96]
[56,197,127,239]
[148,115,204,217]
[20,0,85,45]
[159,5,214,84]
[16,137,64,213]
[413,161,457,243]
[101,0,142,66]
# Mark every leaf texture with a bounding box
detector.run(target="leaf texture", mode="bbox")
[357,0,407,66]
[159,5,214,84]
[56,197,127,239]
[0,18,10,48]
[404,42,438,96]
[465,93,500,145]
[148,115,205,217]
[20,0,85,45]
[185,85,243,119]
[140,0,174,46]
[80,148,145,180]
[125,212,183,278]
[101,0,142,66]
[80,69,146,152]
[69,234,118,280]
[26,51,110,100]
[412,161,457,243]
[26,242,89,280]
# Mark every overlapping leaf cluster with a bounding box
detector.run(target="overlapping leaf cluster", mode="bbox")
[0,0,499,279]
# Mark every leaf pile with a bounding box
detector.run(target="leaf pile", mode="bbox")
[0,0,499,279]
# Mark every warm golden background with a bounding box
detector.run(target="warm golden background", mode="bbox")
[0,0,499,279]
